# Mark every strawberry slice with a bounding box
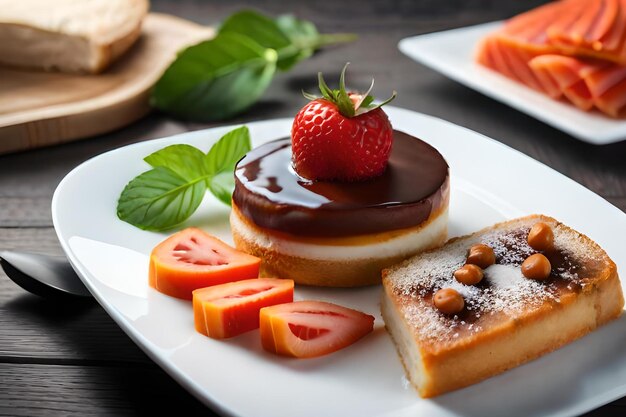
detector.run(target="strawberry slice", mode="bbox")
[260,300,375,358]
[149,227,261,300]
[193,278,294,339]
[291,63,396,182]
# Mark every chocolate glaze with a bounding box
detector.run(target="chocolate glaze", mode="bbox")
[232,131,449,237]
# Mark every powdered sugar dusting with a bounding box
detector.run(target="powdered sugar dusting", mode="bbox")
[385,216,601,343]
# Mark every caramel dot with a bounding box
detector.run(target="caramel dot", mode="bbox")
[433,288,465,315]
[454,264,484,285]
[467,244,496,269]
[521,253,551,280]
[527,222,554,252]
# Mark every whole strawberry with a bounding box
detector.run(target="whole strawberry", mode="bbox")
[291,63,396,182]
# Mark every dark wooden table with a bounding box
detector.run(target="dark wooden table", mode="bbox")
[1,1,625,415]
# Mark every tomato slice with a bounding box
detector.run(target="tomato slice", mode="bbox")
[259,301,375,358]
[149,228,261,300]
[193,278,294,339]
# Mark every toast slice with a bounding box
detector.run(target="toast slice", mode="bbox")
[381,215,623,398]
[0,0,149,73]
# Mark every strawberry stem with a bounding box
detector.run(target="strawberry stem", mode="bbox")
[302,62,396,118]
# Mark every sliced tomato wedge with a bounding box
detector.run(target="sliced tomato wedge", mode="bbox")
[149,227,261,300]
[193,278,294,339]
[259,301,374,358]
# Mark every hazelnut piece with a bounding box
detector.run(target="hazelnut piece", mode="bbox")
[433,288,465,315]
[467,243,496,268]
[527,222,554,252]
[454,264,484,285]
[521,253,551,280]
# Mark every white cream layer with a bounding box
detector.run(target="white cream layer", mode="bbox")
[230,209,448,261]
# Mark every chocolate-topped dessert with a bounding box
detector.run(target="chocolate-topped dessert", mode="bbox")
[233,131,448,238]
[230,65,450,286]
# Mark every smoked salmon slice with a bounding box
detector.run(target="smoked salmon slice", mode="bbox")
[529,55,597,110]
[476,0,626,118]
[477,36,562,97]
[529,55,626,115]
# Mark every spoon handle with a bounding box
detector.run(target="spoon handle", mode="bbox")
[0,251,92,299]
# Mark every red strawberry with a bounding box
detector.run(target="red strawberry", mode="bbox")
[291,64,396,182]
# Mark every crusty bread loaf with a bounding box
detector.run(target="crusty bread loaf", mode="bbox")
[0,0,149,73]
[381,214,624,398]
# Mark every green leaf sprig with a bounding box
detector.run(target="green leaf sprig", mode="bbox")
[117,126,251,231]
[151,10,356,122]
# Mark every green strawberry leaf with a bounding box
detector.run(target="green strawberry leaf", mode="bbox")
[303,63,396,118]
[117,167,207,231]
[151,32,277,122]
[336,63,355,117]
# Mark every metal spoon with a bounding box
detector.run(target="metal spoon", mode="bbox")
[0,250,92,300]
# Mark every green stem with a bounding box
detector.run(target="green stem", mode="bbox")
[311,33,358,48]
[276,33,357,62]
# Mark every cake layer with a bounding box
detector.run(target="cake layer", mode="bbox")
[231,203,448,261]
[231,206,447,286]
[232,130,449,238]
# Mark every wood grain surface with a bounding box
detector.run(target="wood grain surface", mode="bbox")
[0,13,213,155]
[1,0,625,416]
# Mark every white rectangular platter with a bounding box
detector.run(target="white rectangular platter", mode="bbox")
[399,23,626,145]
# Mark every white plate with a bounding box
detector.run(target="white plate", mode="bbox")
[398,22,626,145]
[52,107,626,417]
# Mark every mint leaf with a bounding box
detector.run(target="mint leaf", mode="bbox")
[117,167,206,231]
[205,125,251,205]
[151,32,277,122]
[144,144,207,180]
[205,126,251,174]
[209,172,236,206]
[117,126,252,231]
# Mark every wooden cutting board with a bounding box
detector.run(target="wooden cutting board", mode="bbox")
[0,13,213,155]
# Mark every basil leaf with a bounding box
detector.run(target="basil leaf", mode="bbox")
[274,14,319,70]
[117,167,206,231]
[151,32,277,122]
[205,126,251,175]
[218,10,355,72]
[144,144,208,180]
[275,15,319,45]
[220,10,293,70]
